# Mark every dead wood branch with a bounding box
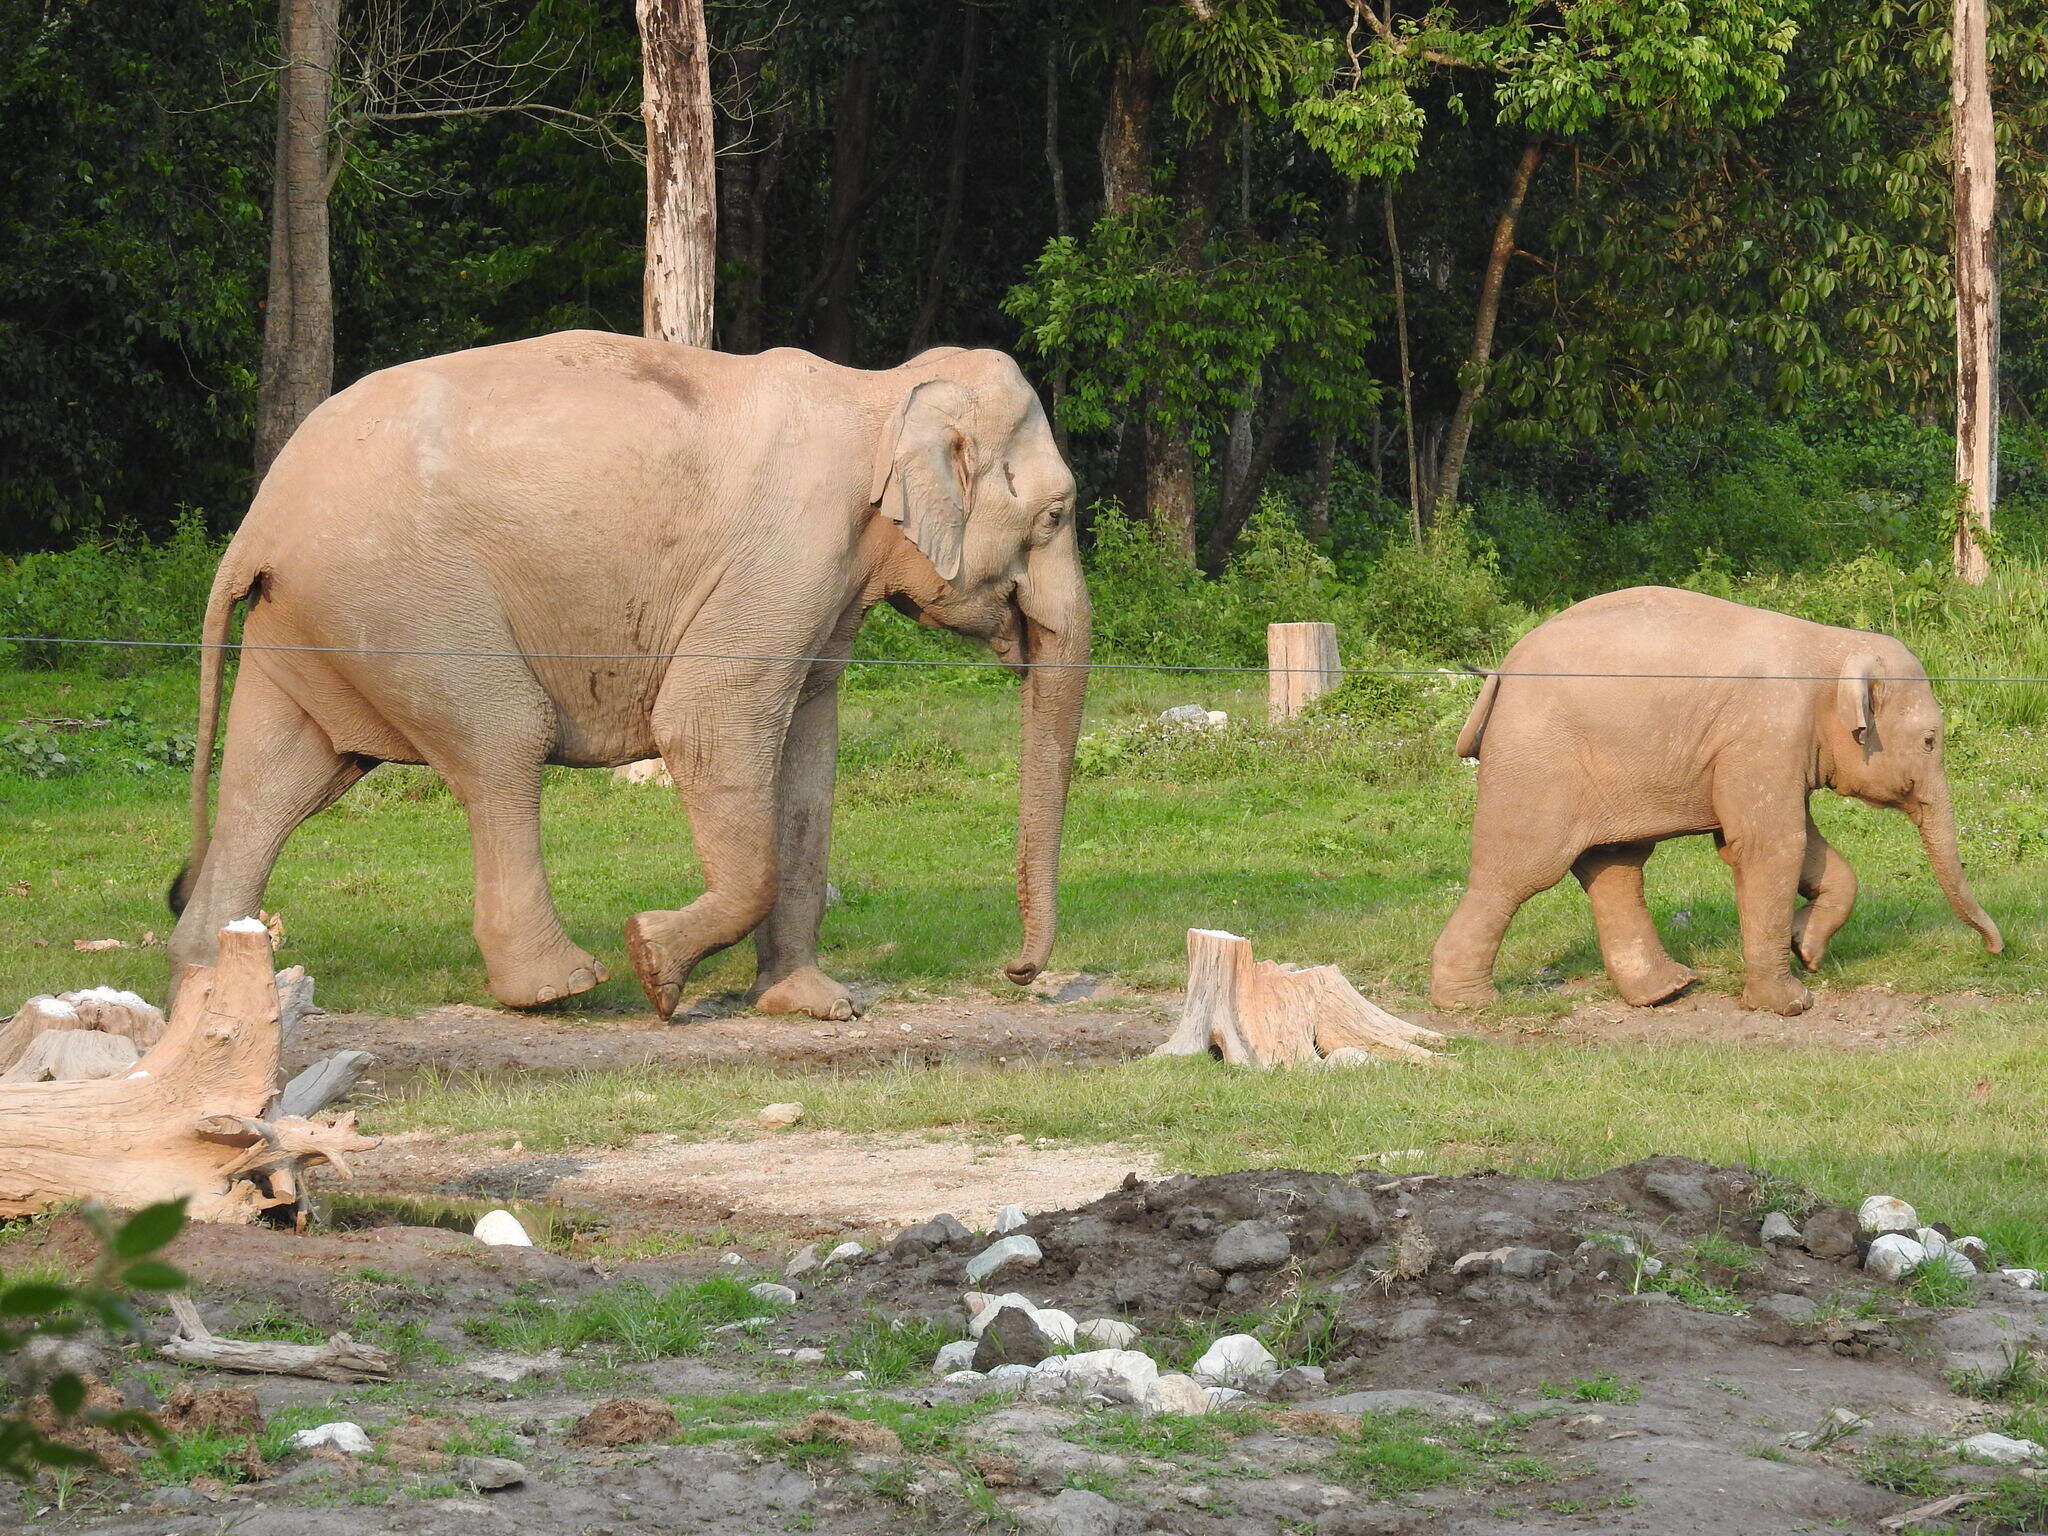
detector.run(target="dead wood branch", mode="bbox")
[162,1294,397,1381]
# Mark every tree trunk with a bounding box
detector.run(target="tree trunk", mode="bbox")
[639,0,716,346]
[1383,183,1421,544]
[1951,0,1998,584]
[717,44,783,353]
[1098,38,1154,215]
[1045,33,1070,238]
[814,44,879,362]
[1148,123,1227,562]
[1207,375,1300,563]
[1434,139,1543,521]
[253,0,338,484]
[907,9,981,355]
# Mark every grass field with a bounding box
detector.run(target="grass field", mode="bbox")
[3,652,2045,1236]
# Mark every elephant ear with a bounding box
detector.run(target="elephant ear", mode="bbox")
[869,379,974,584]
[1837,652,1881,747]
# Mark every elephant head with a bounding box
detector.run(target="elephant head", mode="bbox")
[1825,647,2002,954]
[868,349,1091,983]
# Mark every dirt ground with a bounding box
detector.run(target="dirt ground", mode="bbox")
[17,1156,2048,1535]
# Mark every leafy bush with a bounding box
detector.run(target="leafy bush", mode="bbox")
[1352,520,1521,663]
[0,513,221,674]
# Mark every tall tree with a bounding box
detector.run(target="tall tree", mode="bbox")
[639,0,716,345]
[254,0,340,483]
[1951,0,1997,583]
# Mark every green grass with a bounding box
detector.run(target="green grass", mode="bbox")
[462,1275,776,1362]
[1321,1409,1520,1495]
[1537,1373,1641,1405]
[823,1312,955,1386]
[1905,1256,1980,1309]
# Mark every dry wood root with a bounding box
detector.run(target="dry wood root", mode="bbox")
[161,1295,397,1382]
[1154,928,1444,1067]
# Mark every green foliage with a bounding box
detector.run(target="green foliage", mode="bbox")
[1352,519,1520,660]
[824,1313,955,1387]
[1538,1372,1641,1404]
[463,1276,775,1362]
[0,1201,186,1479]
[0,512,221,673]
[1903,1256,1978,1310]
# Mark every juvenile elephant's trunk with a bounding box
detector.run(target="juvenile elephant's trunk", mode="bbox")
[1005,543,1090,983]
[1913,777,2004,953]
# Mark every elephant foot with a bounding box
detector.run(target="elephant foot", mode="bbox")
[1429,978,1499,1010]
[625,912,690,1021]
[1740,974,1814,1017]
[1612,960,1697,1008]
[753,967,862,1021]
[1791,909,1841,971]
[488,943,607,1009]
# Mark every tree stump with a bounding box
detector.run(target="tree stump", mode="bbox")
[0,920,375,1222]
[1155,928,1443,1067]
[1268,622,1341,723]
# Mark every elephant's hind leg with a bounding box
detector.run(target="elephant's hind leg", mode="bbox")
[1790,816,1857,970]
[167,665,366,987]
[1431,781,1578,1008]
[751,675,860,1021]
[1573,841,1697,1006]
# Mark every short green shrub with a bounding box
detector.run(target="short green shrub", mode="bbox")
[0,512,221,673]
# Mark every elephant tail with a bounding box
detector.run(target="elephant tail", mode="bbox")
[1454,669,1500,760]
[169,555,258,915]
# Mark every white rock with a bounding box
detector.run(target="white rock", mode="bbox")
[1858,1196,1919,1236]
[1759,1212,1801,1246]
[1957,1432,2046,1466]
[1029,1308,1079,1347]
[1864,1233,1928,1280]
[993,1205,1031,1234]
[942,1370,987,1385]
[779,1347,826,1364]
[968,1292,1038,1336]
[1917,1228,1951,1258]
[748,1282,798,1306]
[1954,1236,1991,1264]
[1158,704,1222,730]
[1925,1250,1979,1279]
[1192,1333,1279,1385]
[1205,1386,1245,1409]
[757,1102,804,1128]
[1205,711,1228,728]
[1323,1048,1377,1068]
[965,1235,1042,1285]
[718,1252,747,1267]
[988,1363,1039,1382]
[2000,1268,2042,1290]
[461,1350,562,1385]
[1075,1318,1139,1350]
[825,1241,866,1266]
[934,1339,980,1374]
[1036,1348,1160,1402]
[292,1422,373,1456]
[1144,1373,1212,1417]
[472,1210,532,1248]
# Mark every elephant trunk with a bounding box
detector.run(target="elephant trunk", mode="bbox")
[1004,541,1090,984]
[1912,776,2004,953]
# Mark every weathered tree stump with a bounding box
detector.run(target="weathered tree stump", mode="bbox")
[1155,928,1443,1067]
[0,921,375,1222]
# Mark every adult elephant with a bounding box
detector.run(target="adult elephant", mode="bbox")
[167,333,1091,1021]
[1430,587,2001,1015]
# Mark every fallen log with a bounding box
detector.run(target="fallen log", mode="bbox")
[161,1295,396,1382]
[1155,928,1443,1068]
[0,920,377,1222]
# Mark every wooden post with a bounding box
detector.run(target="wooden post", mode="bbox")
[639,0,716,347]
[1268,623,1341,723]
[1951,0,1997,584]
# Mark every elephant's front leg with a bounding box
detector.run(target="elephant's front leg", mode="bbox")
[750,673,862,1021]
[1790,815,1857,970]
[1714,790,1814,1016]
[1572,841,1697,1006]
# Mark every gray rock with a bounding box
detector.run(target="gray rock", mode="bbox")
[1751,1293,1821,1344]
[1760,1212,1802,1247]
[1643,1173,1714,1214]
[974,1304,1063,1371]
[1957,1432,2045,1465]
[1499,1246,1561,1279]
[1801,1208,1861,1259]
[1864,1233,1927,1280]
[748,1282,798,1306]
[1020,1487,1126,1536]
[457,1455,527,1491]
[1933,1311,2038,1379]
[1158,704,1212,726]
[1265,1365,1329,1401]
[1211,1220,1292,1272]
[966,1234,1043,1285]
[785,1243,823,1279]
[149,1487,205,1511]
[461,1349,563,1384]
[456,1156,589,1201]
[1308,1389,1497,1425]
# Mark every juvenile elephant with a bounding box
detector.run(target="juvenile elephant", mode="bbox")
[168,332,1090,1020]
[1430,587,2002,1015]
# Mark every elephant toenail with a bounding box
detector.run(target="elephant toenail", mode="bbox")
[537,984,558,1003]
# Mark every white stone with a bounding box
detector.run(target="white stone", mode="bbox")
[825,1241,866,1266]
[842,1370,866,1382]
[1158,705,1223,730]
[988,1363,1039,1382]
[1144,1373,1212,1417]
[934,1340,980,1374]
[472,1210,532,1248]
[779,1347,826,1364]
[748,1282,798,1306]
[1917,1227,1951,1258]
[1029,1308,1079,1347]
[1036,1348,1160,1402]
[942,1370,987,1385]
[1192,1333,1279,1385]
[461,1350,562,1384]
[1759,1212,1801,1245]
[292,1422,373,1456]
[1858,1196,1919,1236]
[2000,1269,2042,1290]
[757,1102,804,1128]
[1205,711,1228,727]
[1864,1233,1927,1280]
[1323,1048,1376,1068]
[993,1205,1030,1234]
[1955,1236,1991,1264]
[965,1235,1042,1285]
[1925,1250,1979,1279]
[1075,1318,1139,1349]
[968,1292,1037,1336]
[1205,1386,1245,1409]
[718,1252,747,1267]
[1957,1432,2046,1466]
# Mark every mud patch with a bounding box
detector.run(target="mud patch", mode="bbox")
[1445,983,1990,1050]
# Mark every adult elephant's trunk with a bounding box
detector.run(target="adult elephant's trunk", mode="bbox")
[1004,537,1091,984]
[1912,776,2004,952]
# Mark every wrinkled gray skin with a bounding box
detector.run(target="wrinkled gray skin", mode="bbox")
[167,333,1091,1020]
[1432,587,2002,1015]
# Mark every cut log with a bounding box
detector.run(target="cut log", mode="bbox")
[1268,622,1341,723]
[0,921,378,1222]
[162,1294,396,1382]
[0,996,85,1071]
[276,1049,375,1118]
[0,1028,140,1083]
[1157,928,1440,1068]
